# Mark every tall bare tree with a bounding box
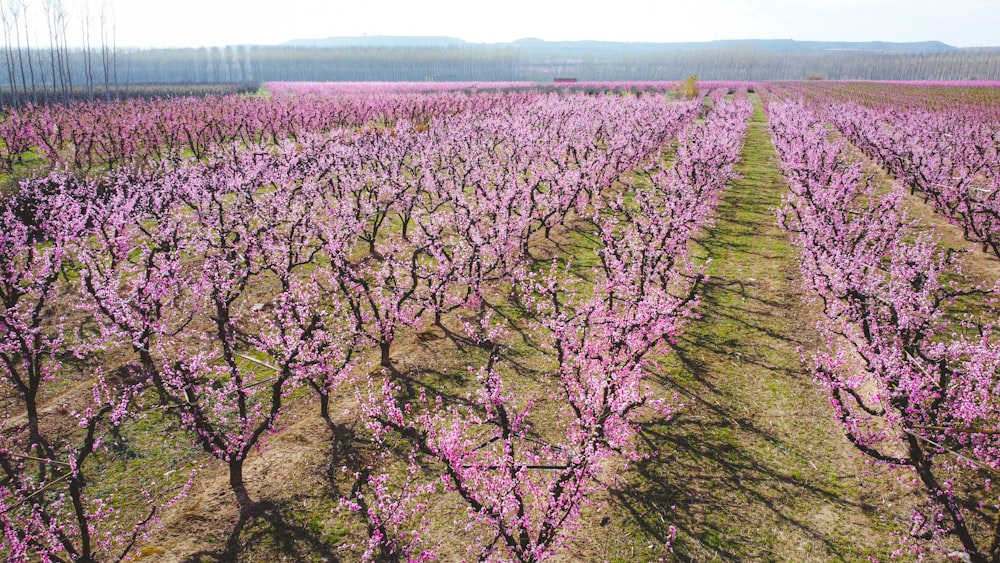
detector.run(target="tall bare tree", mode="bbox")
[0,0,18,108]
[80,0,94,100]
[42,0,73,100]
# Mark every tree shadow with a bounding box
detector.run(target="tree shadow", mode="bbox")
[178,496,344,562]
[178,418,372,562]
[611,371,901,561]
[393,366,477,408]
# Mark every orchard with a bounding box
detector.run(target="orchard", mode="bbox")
[1,80,1000,561]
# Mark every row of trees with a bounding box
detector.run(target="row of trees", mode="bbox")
[62,46,1000,84]
[0,0,122,108]
[767,94,1000,561]
[518,48,1000,82]
[787,82,1000,258]
[0,88,533,173]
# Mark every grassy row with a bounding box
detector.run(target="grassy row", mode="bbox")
[606,97,912,561]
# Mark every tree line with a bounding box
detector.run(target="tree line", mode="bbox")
[1,0,998,109]
[0,0,121,108]
[2,44,997,95]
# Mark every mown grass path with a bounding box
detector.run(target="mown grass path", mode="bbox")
[604,98,915,562]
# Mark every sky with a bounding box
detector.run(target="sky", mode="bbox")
[16,0,1000,48]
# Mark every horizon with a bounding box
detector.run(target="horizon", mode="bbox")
[279,35,963,46]
[106,36,977,50]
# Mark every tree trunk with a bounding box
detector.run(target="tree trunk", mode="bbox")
[229,457,253,515]
[69,475,95,563]
[26,395,42,450]
[380,340,392,370]
[319,391,330,419]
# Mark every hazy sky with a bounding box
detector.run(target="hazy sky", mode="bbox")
[35,0,1000,48]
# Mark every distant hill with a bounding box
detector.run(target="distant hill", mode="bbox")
[281,36,469,48]
[280,36,961,54]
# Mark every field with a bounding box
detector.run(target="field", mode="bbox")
[2,80,1000,562]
